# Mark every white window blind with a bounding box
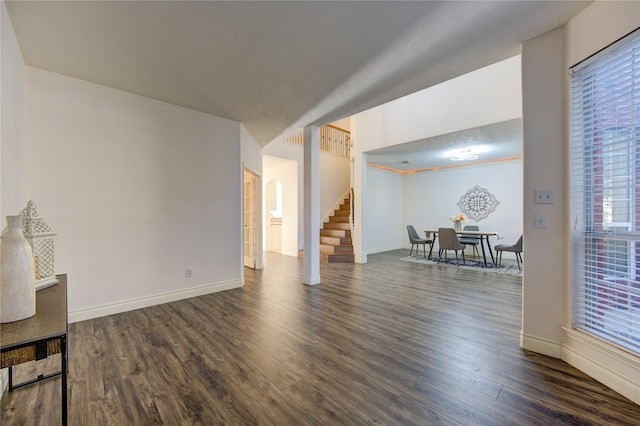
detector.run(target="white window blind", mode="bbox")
[570,29,640,355]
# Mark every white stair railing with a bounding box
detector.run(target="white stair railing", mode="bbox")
[285,124,350,157]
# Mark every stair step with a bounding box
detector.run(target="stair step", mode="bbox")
[332,245,353,254]
[320,244,353,254]
[324,222,351,230]
[318,194,354,263]
[320,229,351,238]
[321,236,339,245]
[320,236,352,246]
[327,253,355,263]
[320,244,334,254]
[320,254,355,263]
[320,244,354,254]
[328,215,349,223]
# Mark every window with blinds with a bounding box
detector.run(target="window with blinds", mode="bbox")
[570,29,640,355]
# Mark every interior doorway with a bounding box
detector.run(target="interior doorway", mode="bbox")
[262,155,298,257]
[265,179,283,252]
[243,168,259,269]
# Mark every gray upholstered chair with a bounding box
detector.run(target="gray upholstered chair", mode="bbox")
[495,235,523,269]
[458,225,481,258]
[437,227,465,266]
[407,225,434,259]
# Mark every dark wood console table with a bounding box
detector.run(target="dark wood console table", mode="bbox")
[1,274,68,425]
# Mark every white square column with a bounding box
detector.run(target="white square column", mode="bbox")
[303,125,321,285]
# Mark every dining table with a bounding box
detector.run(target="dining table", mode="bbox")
[424,229,498,267]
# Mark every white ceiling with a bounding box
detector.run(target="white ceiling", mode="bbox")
[367,118,523,173]
[5,1,591,147]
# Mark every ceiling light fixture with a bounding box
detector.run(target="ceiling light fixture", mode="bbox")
[451,150,478,161]
[448,146,485,161]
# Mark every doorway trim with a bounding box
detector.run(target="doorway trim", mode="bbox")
[243,168,261,269]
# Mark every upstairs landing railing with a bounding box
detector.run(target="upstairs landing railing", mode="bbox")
[285,124,350,158]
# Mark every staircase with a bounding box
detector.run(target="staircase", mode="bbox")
[320,195,354,263]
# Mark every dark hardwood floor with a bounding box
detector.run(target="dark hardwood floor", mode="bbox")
[2,250,639,425]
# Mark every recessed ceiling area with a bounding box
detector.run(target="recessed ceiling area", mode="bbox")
[366,118,523,174]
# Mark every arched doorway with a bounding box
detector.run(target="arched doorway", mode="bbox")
[265,179,283,252]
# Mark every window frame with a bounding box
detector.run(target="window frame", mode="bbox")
[570,29,640,355]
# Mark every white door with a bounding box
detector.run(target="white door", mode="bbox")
[243,169,257,269]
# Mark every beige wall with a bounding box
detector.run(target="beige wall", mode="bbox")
[0,0,27,219]
[0,0,27,397]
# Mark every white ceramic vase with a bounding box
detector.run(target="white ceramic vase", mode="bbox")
[1,215,36,323]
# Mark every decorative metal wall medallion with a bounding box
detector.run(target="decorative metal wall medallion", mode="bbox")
[457,185,500,221]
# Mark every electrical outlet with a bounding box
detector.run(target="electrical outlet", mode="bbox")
[186,267,192,278]
[534,189,555,204]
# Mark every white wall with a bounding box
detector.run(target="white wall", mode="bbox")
[263,141,304,251]
[363,160,523,257]
[404,160,522,255]
[0,0,27,397]
[366,167,403,254]
[320,152,351,222]
[25,67,244,321]
[354,56,522,152]
[521,0,640,404]
[0,0,27,219]
[520,27,565,355]
[241,123,262,175]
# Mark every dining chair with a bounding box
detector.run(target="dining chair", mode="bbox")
[437,227,465,266]
[494,235,523,269]
[458,225,481,258]
[407,225,434,259]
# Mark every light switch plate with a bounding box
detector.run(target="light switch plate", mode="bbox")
[534,189,555,204]
[534,214,548,228]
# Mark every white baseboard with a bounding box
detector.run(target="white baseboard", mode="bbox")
[367,245,404,255]
[522,328,640,405]
[520,330,563,358]
[562,327,640,405]
[68,278,243,323]
[303,273,321,285]
[280,248,299,258]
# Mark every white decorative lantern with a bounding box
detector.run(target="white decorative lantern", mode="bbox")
[19,201,58,290]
